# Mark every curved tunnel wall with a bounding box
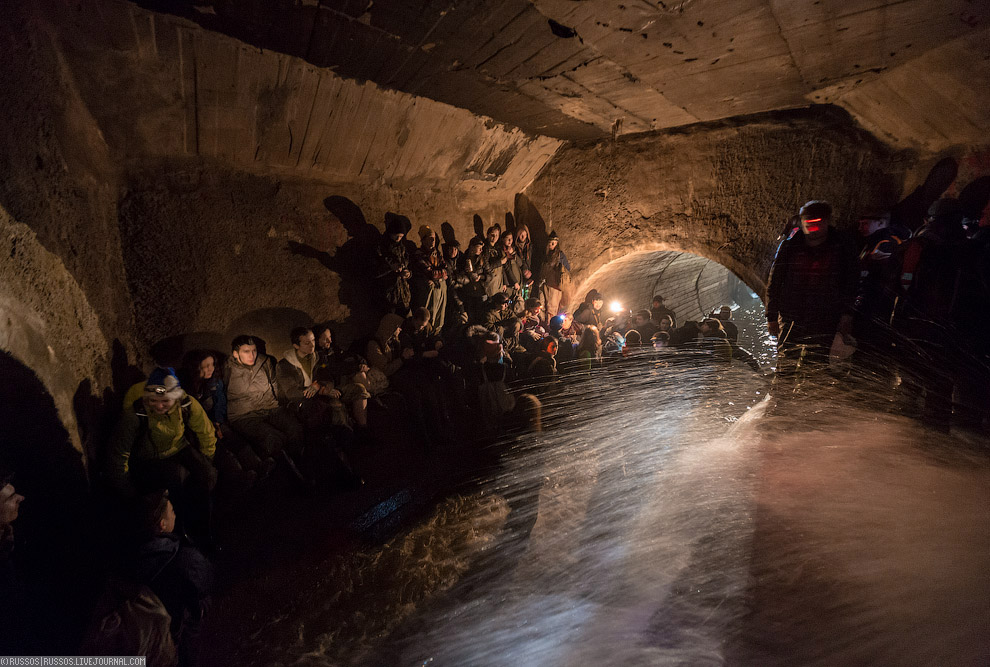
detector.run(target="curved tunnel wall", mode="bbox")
[0,0,986,471]
[571,250,731,324]
[521,108,910,301]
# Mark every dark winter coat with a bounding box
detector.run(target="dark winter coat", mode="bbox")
[134,534,215,640]
[765,227,859,337]
[375,237,412,311]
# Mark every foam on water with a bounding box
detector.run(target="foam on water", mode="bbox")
[236,351,989,666]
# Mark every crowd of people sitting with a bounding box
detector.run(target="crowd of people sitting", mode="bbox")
[76,213,766,663]
[3,177,987,662]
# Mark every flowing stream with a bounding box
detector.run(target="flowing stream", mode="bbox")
[228,316,989,666]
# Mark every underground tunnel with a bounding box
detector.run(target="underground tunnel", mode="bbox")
[0,0,988,662]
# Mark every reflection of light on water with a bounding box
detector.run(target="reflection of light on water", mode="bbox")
[238,350,989,667]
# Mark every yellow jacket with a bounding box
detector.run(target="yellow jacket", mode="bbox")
[108,382,217,486]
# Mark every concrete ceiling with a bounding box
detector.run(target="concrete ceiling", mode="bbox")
[135,0,990,144]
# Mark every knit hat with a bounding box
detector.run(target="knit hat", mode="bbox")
[144,367,184,400]
[384,213,406,236]
[548,230,559,240]
[418,224,435,239]
[548,314,565,333]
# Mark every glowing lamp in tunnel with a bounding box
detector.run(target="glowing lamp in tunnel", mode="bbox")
[610,300,624,314]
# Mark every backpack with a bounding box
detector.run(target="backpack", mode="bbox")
[132,397,197,454]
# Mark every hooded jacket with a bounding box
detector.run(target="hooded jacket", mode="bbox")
[109,382,217,487]
[223,355,280,421]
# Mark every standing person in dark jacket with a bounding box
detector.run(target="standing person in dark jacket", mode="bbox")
[502,231,524,314]
[481,224,507,298]
[538,231,570,322]
[456,237,487,323]
[889,198,970,430]
[514,224,535,300]
[375,213,413,315]
[411,225,448,330]
[442,240,470,330]
[765,200,858,387]
[650,296,677,329]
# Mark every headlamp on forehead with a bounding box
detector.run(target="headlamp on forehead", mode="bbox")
[151,386,168,395]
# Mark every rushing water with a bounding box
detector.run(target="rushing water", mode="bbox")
[229,314,989,666]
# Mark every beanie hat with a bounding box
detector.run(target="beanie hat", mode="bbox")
[548,230,559,240]
[384,213,406,236]
[418,224,435,239]
[144,367,184,400]
[548,314,564,333]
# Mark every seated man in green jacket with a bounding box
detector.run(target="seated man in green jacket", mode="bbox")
[109,367,217,545]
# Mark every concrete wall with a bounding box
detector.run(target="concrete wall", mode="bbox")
[521,107,908,302]
[0,0,562,463]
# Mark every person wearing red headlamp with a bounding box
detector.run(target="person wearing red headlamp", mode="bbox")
[765,200,859,387]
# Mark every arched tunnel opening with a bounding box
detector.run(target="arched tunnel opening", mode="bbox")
[0,0,988,662]
[570,248,774,368]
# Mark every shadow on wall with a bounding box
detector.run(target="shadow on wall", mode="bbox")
[1,351,98,653]
[286,195,384,344]
[141,193,552,366]
[72,339,145,471]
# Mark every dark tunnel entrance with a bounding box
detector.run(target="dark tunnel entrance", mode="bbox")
[571,249,776,368]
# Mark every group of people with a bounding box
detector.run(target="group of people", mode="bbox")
[766,196,990,431]
[4,187,986,661]
[61,217,588,663]
[375,213,571,333]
